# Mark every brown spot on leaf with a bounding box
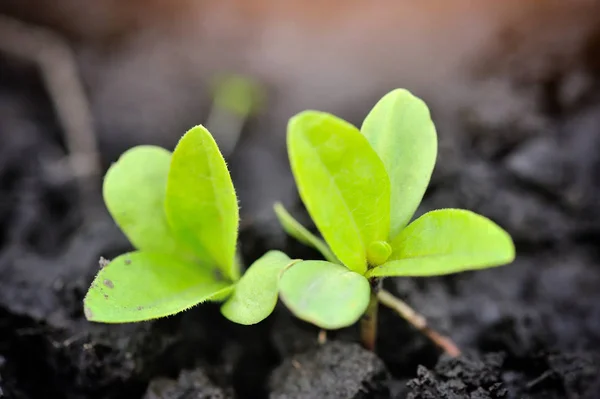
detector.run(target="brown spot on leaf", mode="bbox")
[84,307,93,319]
[137,306,144,311]
[103,279,114,289]
[213,269,224,281]
[103,294,109,299]
[124,258,131,265]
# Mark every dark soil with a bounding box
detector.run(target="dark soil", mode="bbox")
[269,342,389,399]
[2,12,600,399]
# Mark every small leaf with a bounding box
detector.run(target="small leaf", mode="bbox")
[103,146,195,259]
[278,260,371,329]
[287,111,391,274]
[273,202,339,264]
[361,89,437,239]
[366,209,515,277]
[221,250,292,325]
[84,252,233,323]
[166,126,240,281]
[366,241,392,266]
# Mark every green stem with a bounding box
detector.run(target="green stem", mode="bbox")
[360,278,382,351]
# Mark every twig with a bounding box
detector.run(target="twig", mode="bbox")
[377,289,461,357]
[0,15,101,216]
[526,370,555,390]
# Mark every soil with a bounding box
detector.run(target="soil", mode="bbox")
[2,14,600,399]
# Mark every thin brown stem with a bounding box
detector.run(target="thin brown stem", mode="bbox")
[317,329,327,345]
[377,289,461,357]
[360,278,381,351]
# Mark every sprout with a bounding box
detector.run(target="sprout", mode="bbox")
[275,89,515,354]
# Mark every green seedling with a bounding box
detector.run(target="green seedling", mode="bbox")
[84,125,292,325]
[205,73,266,156]
[275,89,516,354]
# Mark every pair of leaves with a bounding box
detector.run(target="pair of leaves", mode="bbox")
[101,127,238,279]
[85,126,289,325]
[287,89,437,274]
[277,89,515,329]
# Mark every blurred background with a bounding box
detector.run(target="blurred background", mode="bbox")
[1,1,600,398]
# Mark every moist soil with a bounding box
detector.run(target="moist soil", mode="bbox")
[1,39,600,399]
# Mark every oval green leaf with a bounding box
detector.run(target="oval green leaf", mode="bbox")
[361,89,438,240]
[273,202,339,264]
[103,146,195,259]
[278,260,371,329]
[165,126,240,281]
[287,111,391,274]
[84,251,233,323]
[221,250,292,325]
[366,209,515,277]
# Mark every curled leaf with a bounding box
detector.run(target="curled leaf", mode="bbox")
[366,241,392,267]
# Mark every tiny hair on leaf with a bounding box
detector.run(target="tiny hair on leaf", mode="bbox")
[165,125,240,281]
[84,251,233,323]
[221,250,293,325]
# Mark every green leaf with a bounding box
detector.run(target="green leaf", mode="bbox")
[103,146,195,259]
[273,202,339,264]
[221,250,292,325]
[165,126,240,281]
[366,209,515,277]
[84,251,233,323]
[278,260,371,329]
[366,241,392,266]
[361,89,437,239]
[287,111,391,274]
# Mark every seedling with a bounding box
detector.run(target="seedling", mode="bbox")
[274,89,516,354]
[205,73,265,156]
[84,125,293,326]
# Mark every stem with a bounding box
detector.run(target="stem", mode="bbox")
[360,278,381,351]
[318,329,327,345]
[377,289,461,357]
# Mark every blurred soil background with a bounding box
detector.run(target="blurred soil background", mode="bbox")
[1,0,600,398]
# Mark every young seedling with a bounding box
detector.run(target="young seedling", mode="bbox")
[274,88,516,355]
[84,125,292,326]
[205,73,265,156]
